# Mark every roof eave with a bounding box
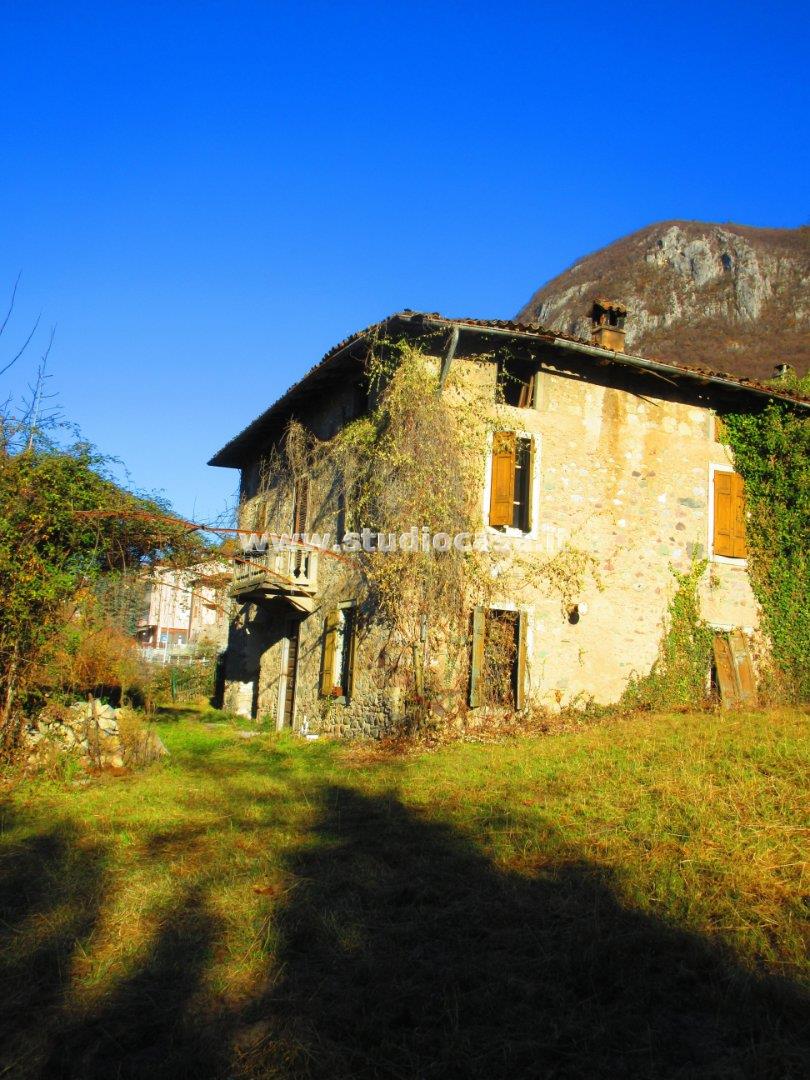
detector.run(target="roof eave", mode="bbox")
[547,336,810,409]
[209,311,809,468]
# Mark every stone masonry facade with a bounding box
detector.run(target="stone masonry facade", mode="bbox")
[215,314,769,737]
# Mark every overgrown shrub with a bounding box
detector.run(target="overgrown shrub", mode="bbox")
[724,382,810,701]
[0,444,204,752]
[142,645,222,709]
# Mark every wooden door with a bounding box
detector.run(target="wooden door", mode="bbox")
[281,619,300,728]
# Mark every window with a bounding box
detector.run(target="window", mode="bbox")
[712,469,746,559]
[469,607,527,709]
[497,357,537,408]
[488,432,533,532]
[319,605,357,700]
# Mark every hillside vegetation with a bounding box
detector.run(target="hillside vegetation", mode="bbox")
[1,708,807,1078]
[517,221,810,380]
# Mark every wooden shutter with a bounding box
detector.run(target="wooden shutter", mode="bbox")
[489,433,516,527]
[713,471,734,557]
[713,631,757,707]
[293,476,309,534]
[712,634,736,707]
[344,608,357,701]
[319,609,339,697]
[729,629,756,704]
[469,606,486,707]
[714,471,746,559]
[516,610,527,711]
[731,473,747,559]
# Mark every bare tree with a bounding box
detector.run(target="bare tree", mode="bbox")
[0,276,59,454]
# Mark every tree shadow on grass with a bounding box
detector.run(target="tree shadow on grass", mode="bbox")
[238,785,808,1079]
[43,884,223,1080]
[0,798,226,1080]
[0,808,106,1077]
[1,783,807,1079]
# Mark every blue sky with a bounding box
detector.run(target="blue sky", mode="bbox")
[1,1,807,523]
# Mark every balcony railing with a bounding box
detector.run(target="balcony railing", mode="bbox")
[231,545,318,609]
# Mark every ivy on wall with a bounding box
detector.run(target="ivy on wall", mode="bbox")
[724,379,810,701]
[620,561,715,712]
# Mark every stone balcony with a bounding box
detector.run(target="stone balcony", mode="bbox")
[229,545,319,613]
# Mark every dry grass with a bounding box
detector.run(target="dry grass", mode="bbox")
[0,705,807,1078]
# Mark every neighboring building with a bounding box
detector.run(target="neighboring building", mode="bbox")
[136,562,231,656]
[209,306,807,733]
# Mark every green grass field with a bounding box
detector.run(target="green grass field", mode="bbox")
[1,708,807,1078]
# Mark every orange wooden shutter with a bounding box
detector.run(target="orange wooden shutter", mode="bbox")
[713,471,734,557]
[319,610,339,697]
[729,629,756,703]
[731,473,747,559]
[489,433,516,527]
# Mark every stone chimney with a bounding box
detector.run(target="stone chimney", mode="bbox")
[773,362,795,380]
[591,298,627,352]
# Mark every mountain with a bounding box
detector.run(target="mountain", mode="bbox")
[515,221,810,379]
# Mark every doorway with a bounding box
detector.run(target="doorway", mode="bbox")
[278,618,301,729]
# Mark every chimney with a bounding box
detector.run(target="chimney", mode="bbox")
[773,362,795,380]
[591,298,627,352]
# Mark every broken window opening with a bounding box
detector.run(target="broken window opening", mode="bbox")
[497,357,537,408]
[469,607,527,709]
[482,609,518,707]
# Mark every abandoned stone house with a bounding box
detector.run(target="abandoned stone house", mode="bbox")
[209,305,806,735]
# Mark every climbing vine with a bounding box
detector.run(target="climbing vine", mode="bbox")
[521,545,603,618]
[723,376,810,701]
[620,561,715,712]
[248,341,616,723]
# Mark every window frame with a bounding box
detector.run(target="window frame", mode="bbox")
[708,464,748,566]
[483,430,541,539]
[469,603,529,710]
[319,601,358,703]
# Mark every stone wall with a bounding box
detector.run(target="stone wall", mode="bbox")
[24,700,168,770]
[466,351,759,706]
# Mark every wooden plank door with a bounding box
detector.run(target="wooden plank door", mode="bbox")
[281,619,300,728]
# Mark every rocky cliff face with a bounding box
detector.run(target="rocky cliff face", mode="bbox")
[516,222,810,379]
